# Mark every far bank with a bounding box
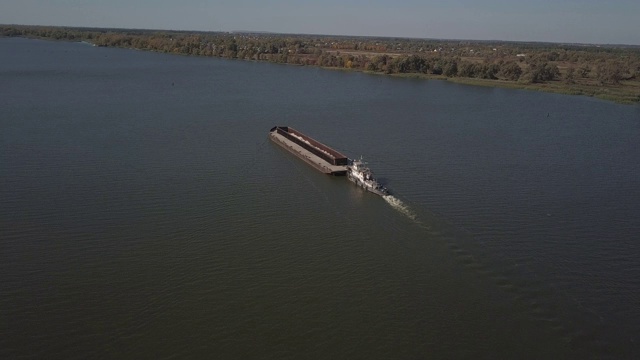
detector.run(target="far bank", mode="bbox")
[3,25,639,104]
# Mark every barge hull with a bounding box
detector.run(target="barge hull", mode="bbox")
[269,127,348,175]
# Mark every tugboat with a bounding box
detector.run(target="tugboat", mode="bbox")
[347,157,389,196]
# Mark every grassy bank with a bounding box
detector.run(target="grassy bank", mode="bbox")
[327,68,640,104]
[447,77,640,104]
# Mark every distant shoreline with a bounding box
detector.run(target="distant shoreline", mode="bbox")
[319,66,638,102]
[2,25,639,104]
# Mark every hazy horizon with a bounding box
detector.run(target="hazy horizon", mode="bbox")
[1,0,639,46]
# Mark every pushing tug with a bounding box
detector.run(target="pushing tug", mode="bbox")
[347,157,389,196]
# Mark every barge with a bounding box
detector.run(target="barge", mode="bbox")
[269,126,348,175]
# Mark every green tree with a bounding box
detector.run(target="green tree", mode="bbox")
[578,64,591,78]
[596,61,622,85]
[498,61,522,80]
[564,67,576,84]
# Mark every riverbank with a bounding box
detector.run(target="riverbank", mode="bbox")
[447,78,640,104]
[323,67,640,104]
[2,25,639,104]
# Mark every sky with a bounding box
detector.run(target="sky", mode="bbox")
[1,0,639,45]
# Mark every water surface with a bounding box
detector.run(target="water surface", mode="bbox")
[2,37,640,359]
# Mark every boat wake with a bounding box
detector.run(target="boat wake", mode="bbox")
[383,195,418,222]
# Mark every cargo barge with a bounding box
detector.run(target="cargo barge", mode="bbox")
[269,126,348,175]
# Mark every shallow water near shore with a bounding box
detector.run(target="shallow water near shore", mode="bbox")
[2,37,640,358]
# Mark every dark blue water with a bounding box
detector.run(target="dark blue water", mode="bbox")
[2,37,640,359]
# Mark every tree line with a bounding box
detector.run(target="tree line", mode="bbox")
[2,25,639,101]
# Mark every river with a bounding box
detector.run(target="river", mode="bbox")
[1,37,640,359]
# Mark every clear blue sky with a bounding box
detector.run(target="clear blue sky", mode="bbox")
[1,0,639,45]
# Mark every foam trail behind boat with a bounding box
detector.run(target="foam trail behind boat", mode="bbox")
[383,195,418,222]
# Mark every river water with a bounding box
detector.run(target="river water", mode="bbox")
[2,37,640,359]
